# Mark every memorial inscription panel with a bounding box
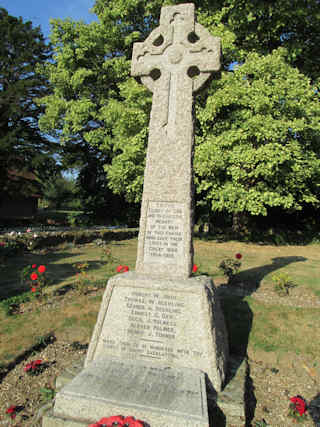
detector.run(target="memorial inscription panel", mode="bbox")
[54,358,209,426]
[143,201,184,265]
[94,287,206,364]
[59,359,205,415]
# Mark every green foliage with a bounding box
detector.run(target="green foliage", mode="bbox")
[73,262,90,294]
[38,0,320,221]
[40,387,55,402]
[20,264,34,286]
[0,292,32,316]
[195,49,320,217]
[99,247,115,265]
[219,257,241,282]
[0,8,60,201]
[42,175,77,209]
[203,0,320,81]
[272,271,297,296]
[67,211,92,228]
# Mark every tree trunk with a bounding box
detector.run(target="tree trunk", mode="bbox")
[232,212,248,234]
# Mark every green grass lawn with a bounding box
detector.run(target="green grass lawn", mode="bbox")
[1,236,319,425]
[0,237,319,367]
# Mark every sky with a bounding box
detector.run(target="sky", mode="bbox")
[0,0,98,39]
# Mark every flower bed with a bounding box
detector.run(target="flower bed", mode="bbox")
[0,227,138,255]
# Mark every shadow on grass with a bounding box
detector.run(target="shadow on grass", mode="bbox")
[232,255,307,294]
[308,392,320,426]
[0,250,106,301]
[217,256,307,425]
[194,228,320,246]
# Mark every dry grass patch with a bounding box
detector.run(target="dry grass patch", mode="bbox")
[0,237,319,425]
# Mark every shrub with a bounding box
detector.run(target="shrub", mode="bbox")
[272,271,297,296]
[0,292,32,316]
[219,253,242,283]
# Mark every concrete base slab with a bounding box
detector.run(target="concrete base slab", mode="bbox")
[42,355,247,427]
[43,412,86,427]
[212,356,247,425]
[45,357,209,427]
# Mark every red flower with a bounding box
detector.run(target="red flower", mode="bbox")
[24,359,43,373]
[6,405,17,414]
[126,419,144,427]
[32,264,37,268]
[0,241,5,246]
[192,264,198,273]
[31,287,37,292]
[30,272,38,281]
[38,265,46,273]
[116,265,129,273]
[90,416,144,427]
[104,415,124,425]
[290,396,307,416]
[235,253,242,259]
[123,417,135,423]
[94,415,125,426]
[24,363,33,372]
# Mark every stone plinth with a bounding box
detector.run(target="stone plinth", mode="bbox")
[44,358,208,427]
[85,272,228,393]
[42,356,246,427]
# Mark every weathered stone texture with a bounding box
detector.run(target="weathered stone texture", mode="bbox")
[85,272,228,392]
[132,3,221,279]
[43,4,231,427]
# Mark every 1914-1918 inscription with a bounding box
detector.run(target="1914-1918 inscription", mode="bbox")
[144,201,184,264]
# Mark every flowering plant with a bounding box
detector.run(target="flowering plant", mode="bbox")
[219,253,242,283]
[24,359,44,376]
[116,265,129,273]
[288,396,308,422]
[99,247,115,265]
[192,264,198,273]
[73,262,90,294]
[89,415,145,427]
[20,264,48,299]
[6,405,17,419]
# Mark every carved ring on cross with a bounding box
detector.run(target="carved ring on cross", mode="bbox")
[131,14,221,94]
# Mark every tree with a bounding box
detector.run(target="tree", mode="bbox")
[42,174,77,209]
[0,8,59,201]
[38,0,320,227]
[200,0,320,83]
[195,49,320,222]
[60,139,140,223]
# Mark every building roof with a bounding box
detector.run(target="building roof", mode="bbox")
[4,168,42,198]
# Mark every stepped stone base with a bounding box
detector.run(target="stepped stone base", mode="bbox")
[43,358,209,427]
[42,355,246,427]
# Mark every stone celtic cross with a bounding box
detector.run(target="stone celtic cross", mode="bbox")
[132,3,221,279]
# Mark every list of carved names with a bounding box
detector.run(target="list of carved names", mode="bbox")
[144,201,184,264]
[99,288,203,362]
